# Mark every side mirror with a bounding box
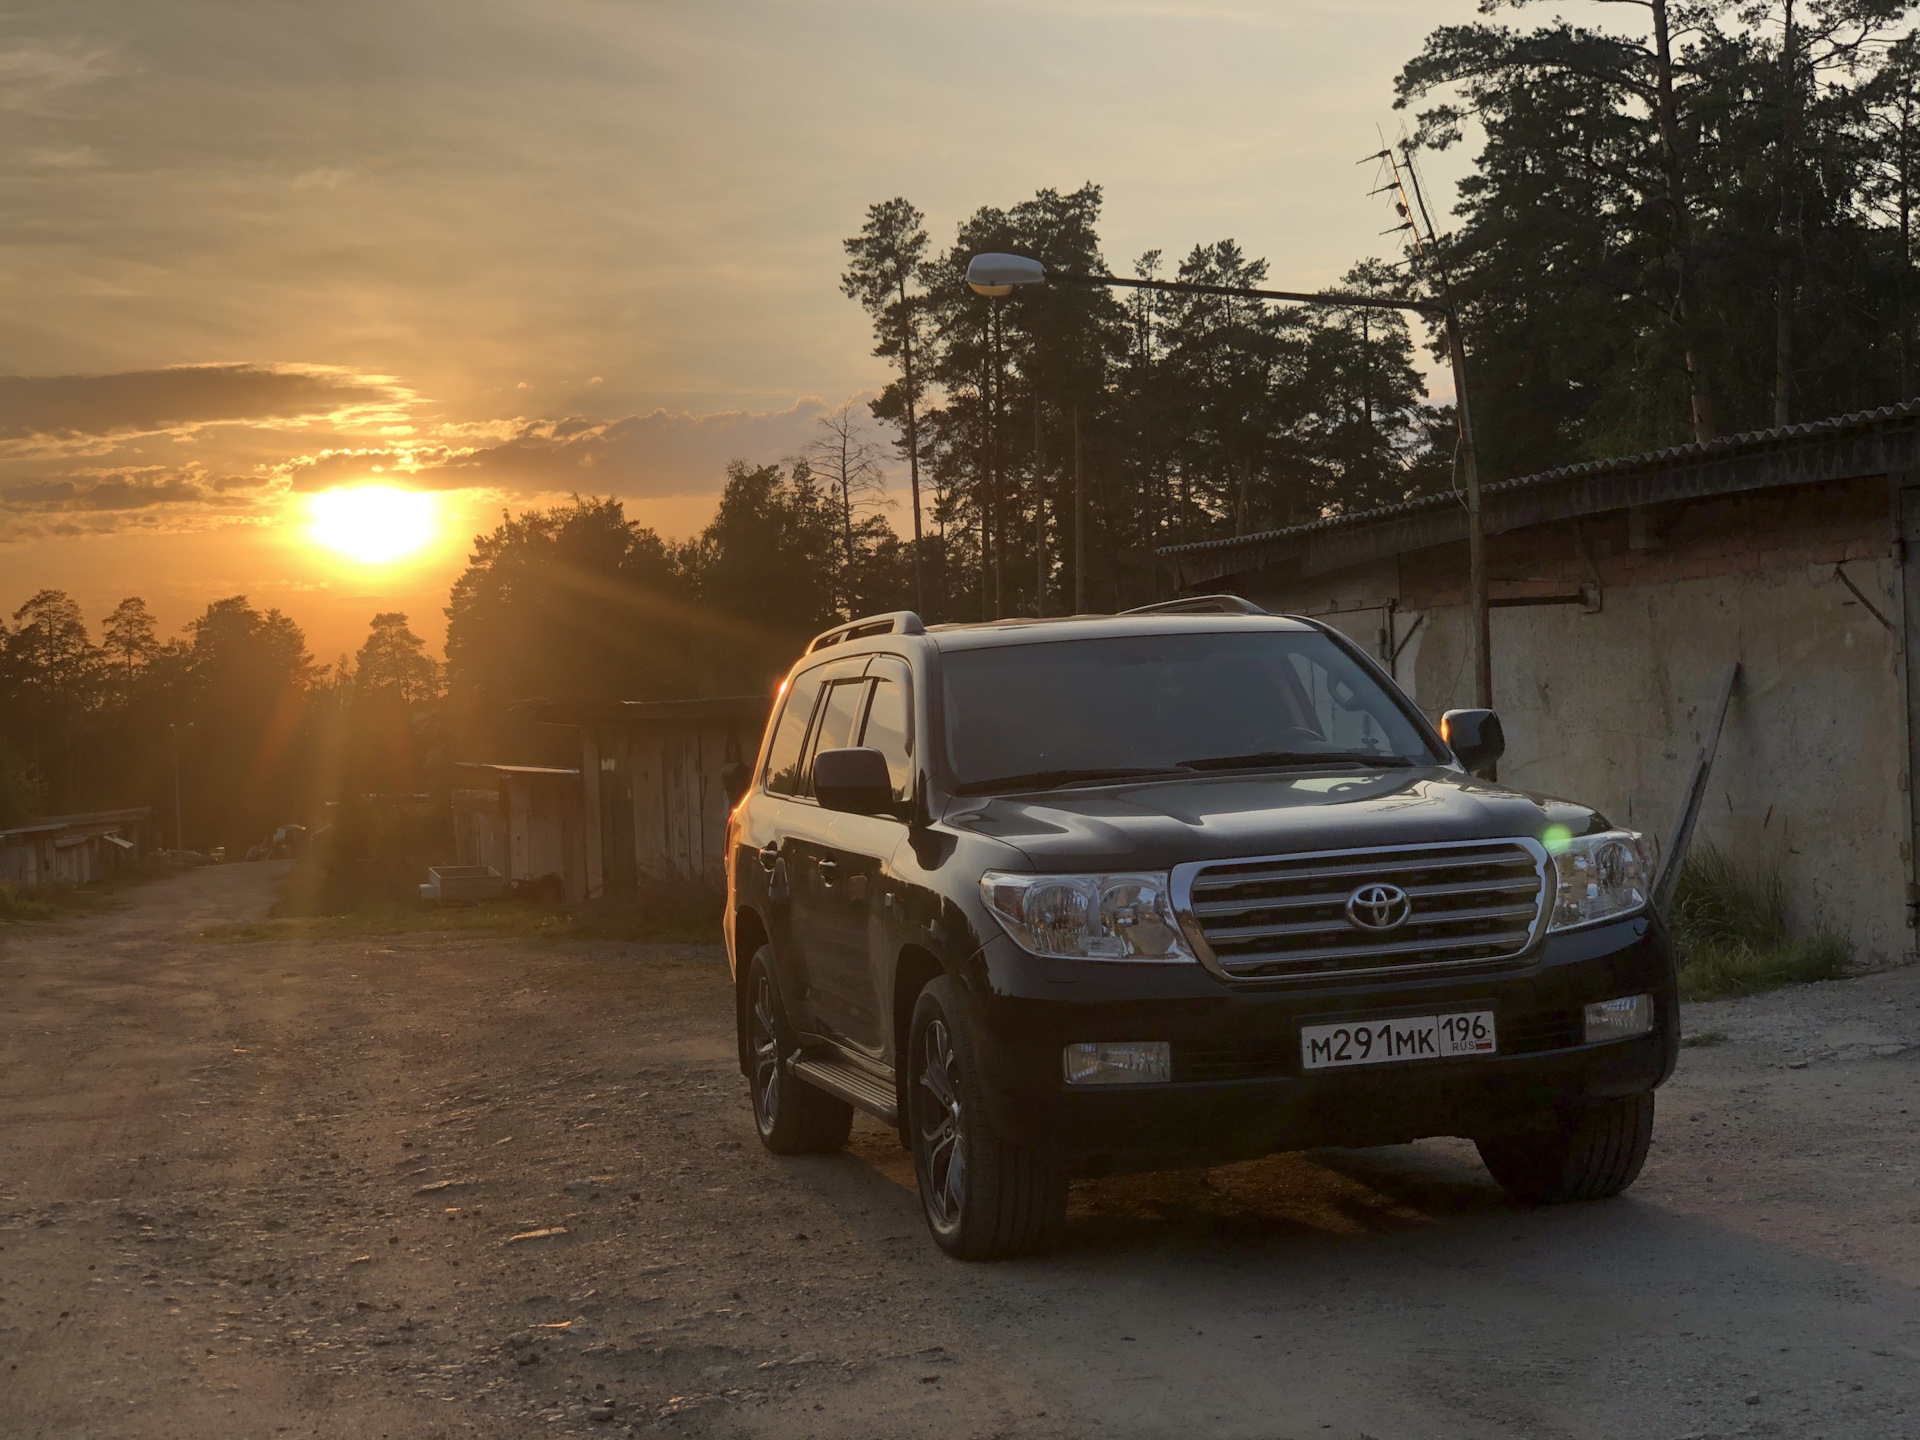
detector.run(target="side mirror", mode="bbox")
[812,747,895,814]
[1440,708,1505,774]
[721,761,752,806]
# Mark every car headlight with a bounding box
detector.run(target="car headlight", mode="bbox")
[979,871,1198,961]
[1545,830,1649,931]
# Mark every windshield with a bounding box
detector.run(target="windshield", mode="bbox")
[941,629,1437,792]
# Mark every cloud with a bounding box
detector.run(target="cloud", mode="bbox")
[0,364,409,447]
[415,399,852,498]
[279,446,459,492]
[0,39,114,112]
[0,387,885,545]
[0,465,266,515]
[280,396,865,498]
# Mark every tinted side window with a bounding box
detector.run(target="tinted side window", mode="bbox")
[860,660,913,800]
[763,668,826,796]
[803,679,871,795]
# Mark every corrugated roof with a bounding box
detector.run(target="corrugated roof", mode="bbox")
[0,806,150,842]
[518,694,771,726]
[453,763,581,777]
[1157,397,1920,559]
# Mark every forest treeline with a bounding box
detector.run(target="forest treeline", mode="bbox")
[3,0,1917,848]
[839,0,1920,616]
[0,464,911,847]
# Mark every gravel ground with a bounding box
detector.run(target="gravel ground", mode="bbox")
[2,862,1917,1440]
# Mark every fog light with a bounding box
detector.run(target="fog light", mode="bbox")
[1063,1041,1170,1085]
[1583,994,1654,1043]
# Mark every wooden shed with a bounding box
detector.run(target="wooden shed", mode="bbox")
[0,807,150,889]
[523,696,770,897]
[450,763,587,901]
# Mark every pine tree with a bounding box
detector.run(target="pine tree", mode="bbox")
[842,199,934,613]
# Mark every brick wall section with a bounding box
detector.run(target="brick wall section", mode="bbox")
[1399,474,1892,609]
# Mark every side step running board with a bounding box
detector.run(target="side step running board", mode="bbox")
[790,1054,898,1125]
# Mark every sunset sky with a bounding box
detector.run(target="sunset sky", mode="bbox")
[2,0,1481,663]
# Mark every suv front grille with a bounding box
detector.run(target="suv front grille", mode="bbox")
[1176,840,1548,983]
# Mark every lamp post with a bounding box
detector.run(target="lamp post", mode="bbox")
[964,252,1493,712]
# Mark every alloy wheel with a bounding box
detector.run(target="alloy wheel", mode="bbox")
[750,974,781,1133]
[916,1017,966,1231]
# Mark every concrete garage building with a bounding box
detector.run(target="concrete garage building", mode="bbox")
[1160,400,1920,970]
[524,695,770,897]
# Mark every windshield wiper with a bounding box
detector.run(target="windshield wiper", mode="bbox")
[1175,751,1418,772]
[954,766,1188,795]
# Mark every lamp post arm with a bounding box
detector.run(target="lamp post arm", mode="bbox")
[1049,269,1445,317]
[971,245,1490,722]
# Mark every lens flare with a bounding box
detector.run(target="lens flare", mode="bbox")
[307,486,436,564]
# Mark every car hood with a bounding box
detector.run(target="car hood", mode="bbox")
[939,766,1602,871]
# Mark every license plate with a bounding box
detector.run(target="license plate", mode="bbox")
[1300,1011,1497,1070]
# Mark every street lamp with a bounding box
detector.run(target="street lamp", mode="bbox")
[963,252,1492,714]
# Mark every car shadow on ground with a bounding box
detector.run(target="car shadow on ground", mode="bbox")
[1061,1141,1511,1251]
[838,1116,1516,1254]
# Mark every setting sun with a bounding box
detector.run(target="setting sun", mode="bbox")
[306,485,436,564]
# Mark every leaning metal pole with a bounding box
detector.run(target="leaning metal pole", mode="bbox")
[1443,308,1491,712]
[1398,148,1492,713]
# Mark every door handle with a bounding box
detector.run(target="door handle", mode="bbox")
[758,842,780,872]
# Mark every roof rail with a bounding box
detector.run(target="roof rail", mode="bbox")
[1122,594,1270,617]
[806,610,928,653]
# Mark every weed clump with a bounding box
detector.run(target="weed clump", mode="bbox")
[1669,846,1851,1000]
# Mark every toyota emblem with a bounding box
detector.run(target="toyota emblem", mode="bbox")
[1345,882,1412,931]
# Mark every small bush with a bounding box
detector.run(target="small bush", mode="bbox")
[1669,846,1852,1000]
[0,883,62,922]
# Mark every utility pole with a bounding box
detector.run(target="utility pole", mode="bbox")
[990,297,1005,621]
[1034,390,1046,617]
[1073,406,1085,614]
[1775,0,1800,428]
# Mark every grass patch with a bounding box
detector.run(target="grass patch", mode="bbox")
[199,859,723,946]
[198,902,719,945]
[1679,1028,1729,1049]
[1670,846,1852,1001]
[0,870,155,925]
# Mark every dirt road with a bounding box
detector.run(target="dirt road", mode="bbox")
[3,864,1918,1439]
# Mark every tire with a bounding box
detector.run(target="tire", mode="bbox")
[907,977,1067,1260]
[1476,1092,1656,1204]
[743,947,853,1155]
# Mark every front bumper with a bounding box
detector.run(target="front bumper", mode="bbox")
[962,913,1677,1171]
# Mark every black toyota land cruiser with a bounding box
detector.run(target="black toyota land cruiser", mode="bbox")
[723,601,1677,1259]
